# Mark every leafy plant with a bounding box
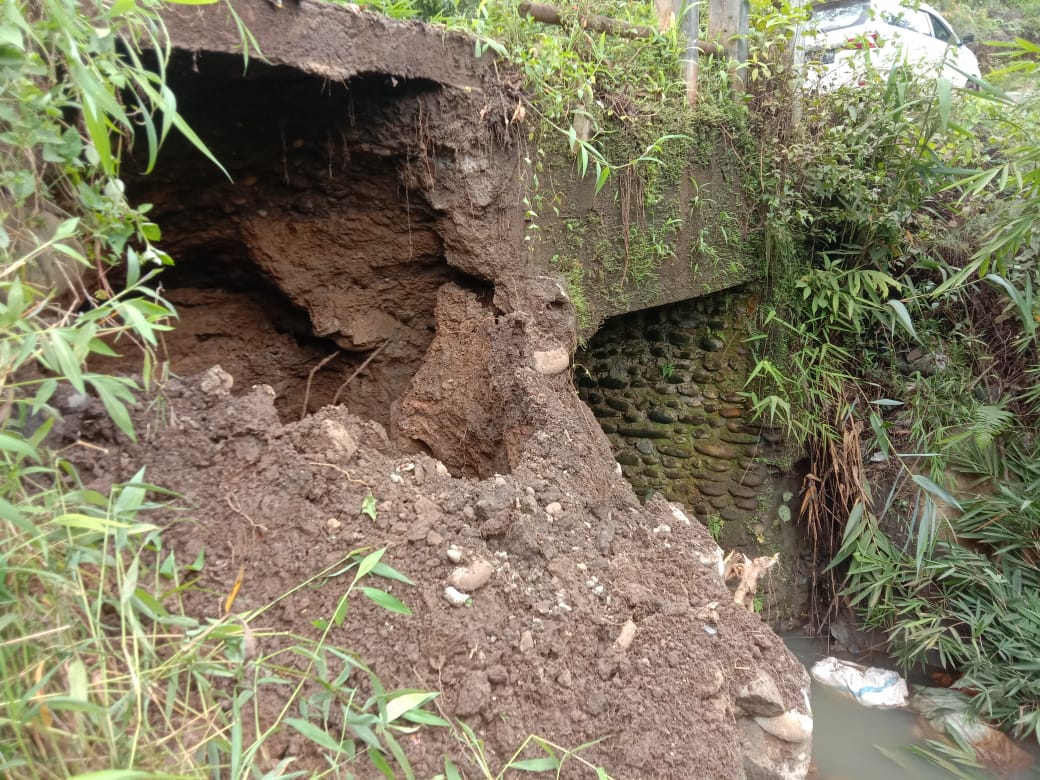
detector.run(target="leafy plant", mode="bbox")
[0,471,442,777]
[437,723,613,779]
[708,513,724,541]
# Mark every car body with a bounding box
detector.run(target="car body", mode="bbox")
[802,0,981,90]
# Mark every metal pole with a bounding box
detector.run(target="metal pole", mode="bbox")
[681,0,700,104]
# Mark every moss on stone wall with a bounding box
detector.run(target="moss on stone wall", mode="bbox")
[575,290,812,628]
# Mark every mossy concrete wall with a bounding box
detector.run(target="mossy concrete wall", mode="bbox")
[532,118,755,339]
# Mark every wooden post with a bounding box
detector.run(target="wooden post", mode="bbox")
[655,0,676,31]
[709,0,750,90]
[681,0,699,104]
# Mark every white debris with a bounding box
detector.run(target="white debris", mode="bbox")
[668,502,692,526]
[698,544,726,578]
[614,619,637,650]
[811,657,908,708]
[443,586,470,607]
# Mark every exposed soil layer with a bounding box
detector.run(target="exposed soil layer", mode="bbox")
[66,3,813,776]
[127,47,529,475]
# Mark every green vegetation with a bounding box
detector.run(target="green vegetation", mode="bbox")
[6,0,1040,772]
[708,513,725,542]
[740,3,1040,745]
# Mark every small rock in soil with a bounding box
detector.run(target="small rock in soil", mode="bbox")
[320,419,357,459]
[737,669,785,717]
[615,619,637,650]
[414,495,443,522]
[198,365,234,396]
[754,711,813,743]
[697,669,726,699]
[532,347,570,375]
[519,630,535,653]
[449,559,494,591]
[443,586,469,607]
[407,521,430,541]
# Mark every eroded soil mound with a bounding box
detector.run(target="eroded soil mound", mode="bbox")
[62,359,808,778]
[57,2,813,775]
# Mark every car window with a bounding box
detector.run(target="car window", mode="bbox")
[927,12,955,42]
[881,8,932,35]
[810,1,871,31]
[880,9,911,28]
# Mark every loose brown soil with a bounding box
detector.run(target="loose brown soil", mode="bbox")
[58,3,812,776]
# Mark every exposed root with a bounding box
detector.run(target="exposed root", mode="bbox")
[331,340,390,407]
[300,350,341,421]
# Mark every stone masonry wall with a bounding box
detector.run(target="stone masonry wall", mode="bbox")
[575,289,811,624]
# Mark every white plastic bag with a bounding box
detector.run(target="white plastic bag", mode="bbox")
[810,656,908,708]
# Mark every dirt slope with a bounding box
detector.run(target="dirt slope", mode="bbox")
[63,1,814,776]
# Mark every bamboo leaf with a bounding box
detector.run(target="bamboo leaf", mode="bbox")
[885,299,918,341]
[362,587,412,615]
[355,548,385,580]
[371,561,415,585]
[86,375,137,441]
[0,431,40,461]
[509,757,559,771]
[912,474,962,510]
[936,77,951,128]
[284,718,346,755]
[361,494,377,520]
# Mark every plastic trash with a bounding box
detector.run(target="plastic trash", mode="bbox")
[910,687,1032,774]
[810,656,909,708]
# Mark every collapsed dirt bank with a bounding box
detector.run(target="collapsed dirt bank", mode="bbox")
[69,1,814,775]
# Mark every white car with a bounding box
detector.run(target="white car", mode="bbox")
[802,0,981,89]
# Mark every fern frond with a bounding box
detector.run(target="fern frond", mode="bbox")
[970,403,1014,449]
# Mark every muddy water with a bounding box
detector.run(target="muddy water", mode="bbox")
[785,636,1038,779]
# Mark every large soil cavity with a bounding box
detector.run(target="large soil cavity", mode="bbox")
[128,56,505,476]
